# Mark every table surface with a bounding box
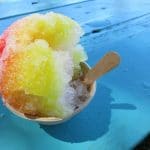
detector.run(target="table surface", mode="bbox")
[0,0,150,150]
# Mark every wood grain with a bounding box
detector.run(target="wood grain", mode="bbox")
[84,51,120,85]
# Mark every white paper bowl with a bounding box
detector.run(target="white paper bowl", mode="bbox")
[3,62,96,125]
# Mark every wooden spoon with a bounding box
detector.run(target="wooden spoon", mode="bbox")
[83,51,120,85]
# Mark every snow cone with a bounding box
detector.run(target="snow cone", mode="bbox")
[0,12,94,121]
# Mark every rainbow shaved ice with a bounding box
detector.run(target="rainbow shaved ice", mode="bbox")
[0,12,88,118]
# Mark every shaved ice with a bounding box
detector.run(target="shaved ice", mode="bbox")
[0,12,88,118]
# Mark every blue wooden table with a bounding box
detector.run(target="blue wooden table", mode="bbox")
[0,0,150,149]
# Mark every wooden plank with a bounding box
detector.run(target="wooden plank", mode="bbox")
[80,14,150,149]
[0,0,91,19]
[1,0,150,35]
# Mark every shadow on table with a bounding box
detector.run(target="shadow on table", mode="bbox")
[41,84,136,143]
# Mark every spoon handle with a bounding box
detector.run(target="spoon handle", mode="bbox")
[84,51,120,85]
